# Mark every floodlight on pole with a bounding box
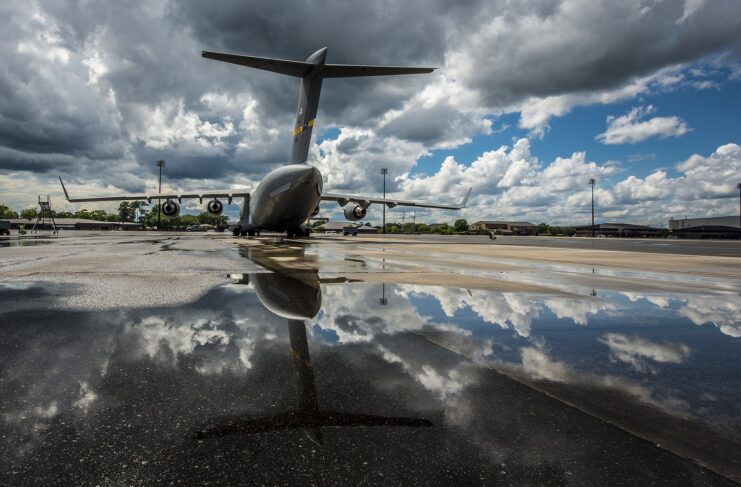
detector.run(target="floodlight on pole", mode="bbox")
[589,178,596,238]
[156,160,166,229]
[381,168,388,234]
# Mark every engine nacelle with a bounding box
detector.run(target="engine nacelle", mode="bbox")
[161,200,180,217]
[311,205,320,217]
[207,199,224,216]
[343,204,366,221]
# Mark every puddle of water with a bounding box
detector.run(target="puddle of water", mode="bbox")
[0,237,56,247]
[1,263,740,483]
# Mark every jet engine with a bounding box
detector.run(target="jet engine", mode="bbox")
[161,200,180,217]
[207,198,224,216]
[311,205,320,217]
[343,204,366,221]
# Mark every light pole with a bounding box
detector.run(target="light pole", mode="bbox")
[156,160,166,229]
[589,178,596,238]
[380,168,388,234]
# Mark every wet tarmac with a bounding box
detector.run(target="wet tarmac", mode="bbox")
[1,232,740,485]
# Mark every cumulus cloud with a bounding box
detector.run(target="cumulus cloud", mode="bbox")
[596,106,690,144]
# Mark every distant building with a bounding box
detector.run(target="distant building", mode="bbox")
[318,221,377,235]
[471,221,539,235]
[8,218,142,231]
[668,216,740,239]
[573,223,666,237]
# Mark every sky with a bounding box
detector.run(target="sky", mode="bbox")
[0,0,740,227]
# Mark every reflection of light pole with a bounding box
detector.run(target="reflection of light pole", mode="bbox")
[156,160,166,229]
[381,168,387,234]
[379,283,387,305]
[589,178,596,238]
[737,182,741,240]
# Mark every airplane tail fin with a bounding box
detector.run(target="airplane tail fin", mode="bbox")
[202,48,434,164]
[460,188,472,208]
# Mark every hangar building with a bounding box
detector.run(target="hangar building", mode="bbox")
[668,216,740,239]
[7,218,142,231]
[471,221,539,235]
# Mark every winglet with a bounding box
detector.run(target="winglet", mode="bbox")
[460,187,472,208]
[59,177,70,201]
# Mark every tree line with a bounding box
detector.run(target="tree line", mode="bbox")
[0,201,228,229]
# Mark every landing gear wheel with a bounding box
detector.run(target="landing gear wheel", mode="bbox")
[286,230,295,239]
[303,227,311,237]
[232,227,240,237]
[248,229,256,237]
[240,229,247,237]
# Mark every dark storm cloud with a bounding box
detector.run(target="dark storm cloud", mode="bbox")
[0,3,125,172]
[451,0,741,107]
[167,0,480,126]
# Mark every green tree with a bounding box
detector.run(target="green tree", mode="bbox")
[20,208,38,219]
[453,218,469,233]
[0,204,19,219]
[118,202,133,222]
[90,209,109,221]
[117,201,147,222]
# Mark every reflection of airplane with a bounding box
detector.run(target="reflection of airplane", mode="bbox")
[59,47,470,238]
[196,264,432,444]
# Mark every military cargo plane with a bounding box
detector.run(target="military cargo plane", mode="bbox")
[60,47,469,238]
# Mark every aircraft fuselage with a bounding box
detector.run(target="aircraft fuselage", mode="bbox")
[243,164,322,235]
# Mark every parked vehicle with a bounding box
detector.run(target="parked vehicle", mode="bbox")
[186,225,206,232]
[0,220,10,236]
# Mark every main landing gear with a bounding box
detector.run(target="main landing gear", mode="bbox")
[233,227,259,237]
[286,226,311,239]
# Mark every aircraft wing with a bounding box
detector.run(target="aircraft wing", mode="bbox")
[58,177,250,204]
[321,187,471,210]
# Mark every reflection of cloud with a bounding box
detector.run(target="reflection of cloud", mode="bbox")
[401,286,616,334]
[620,292,671,309]
[418,365,471,401]
[543,298,617,326]
[136,316,230,358]
[520,347,571,381]
[598,333,691,373]
[73,381,98,413]
[517,346,689,415]
[678,295,741,338]
[400,286,541,337]
[315,285,428,343]
[3,402,59,423]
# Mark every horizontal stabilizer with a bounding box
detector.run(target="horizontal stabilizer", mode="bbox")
[194,410,433,438]
[202,51,312,77]
[202,51,435,79]
[323,64,435,78]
